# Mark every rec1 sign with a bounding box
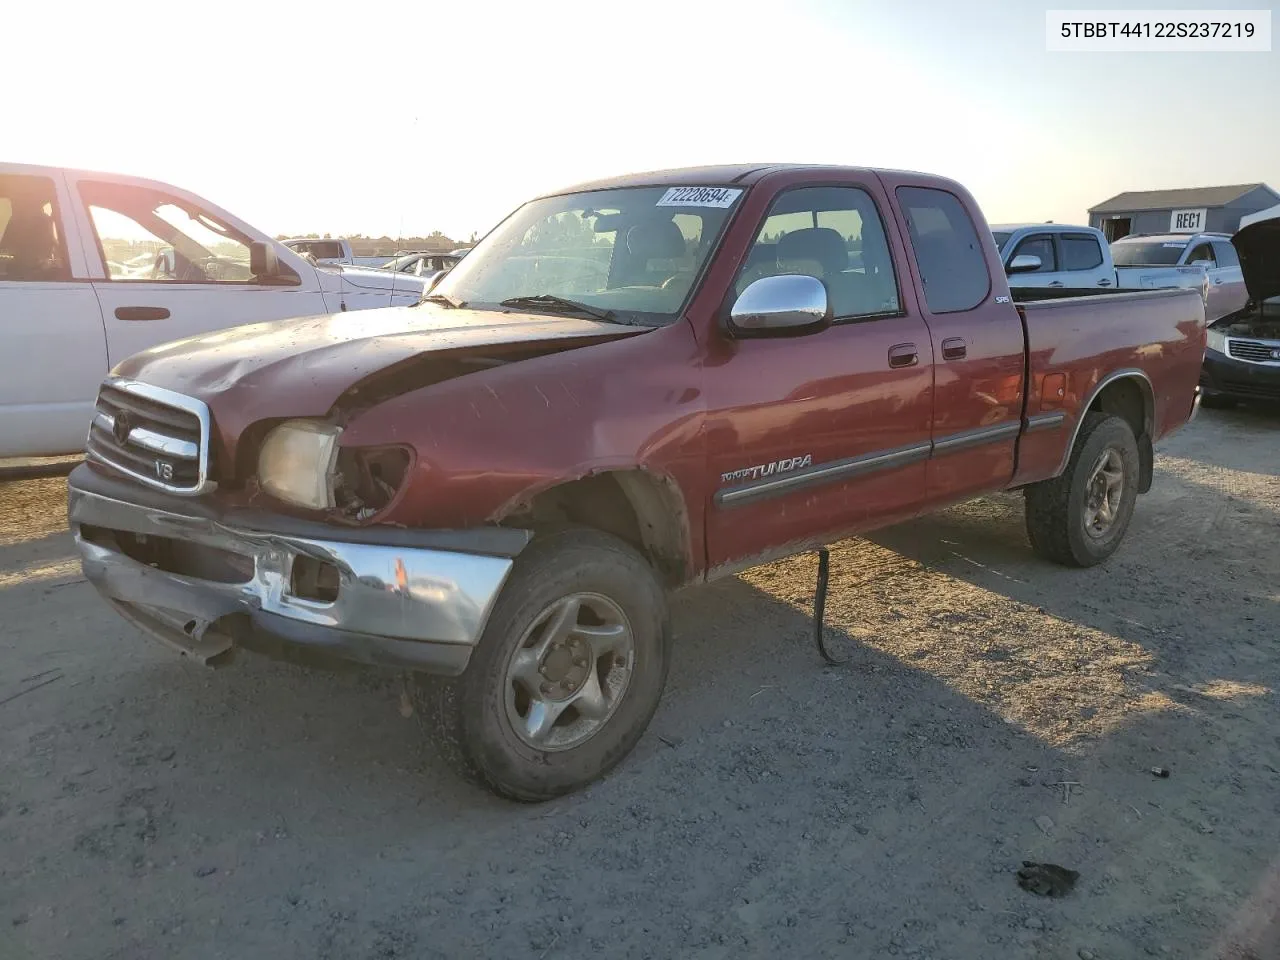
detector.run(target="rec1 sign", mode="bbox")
[1170,208,1207,232]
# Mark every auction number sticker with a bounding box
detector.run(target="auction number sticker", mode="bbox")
[657,186,743,208]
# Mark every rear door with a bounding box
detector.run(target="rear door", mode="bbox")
[1059,231,1115,288]
[68,177,329,368]
[703,178,934,570]
[886,181,1026,505]
[1209,239,1249,320]
[0,170,108,457]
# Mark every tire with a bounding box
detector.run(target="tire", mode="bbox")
[414,527,671,802]
[1199,393,1237,410]
[1024,412,1140,568]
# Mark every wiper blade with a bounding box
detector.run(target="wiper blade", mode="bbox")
[499,294,616,322]
[415,293,465,308]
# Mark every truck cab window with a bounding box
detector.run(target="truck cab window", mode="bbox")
[895,186,989,313]
[0,174,71,282]
[1061,235,1104,271]
[734,186,901,320]
[1011,235,1056,272]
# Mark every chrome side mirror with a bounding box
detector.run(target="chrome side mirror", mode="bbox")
[725,274,832,338]
[1007,254,1042,274]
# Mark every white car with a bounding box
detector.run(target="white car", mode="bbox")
[0,163,432,458]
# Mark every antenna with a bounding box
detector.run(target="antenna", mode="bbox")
[388,112,419,307]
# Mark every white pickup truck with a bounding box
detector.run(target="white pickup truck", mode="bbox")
[991,223,1248,323]
[280,237,390,268]
[983,224,1233,321]
[0,163,433,458]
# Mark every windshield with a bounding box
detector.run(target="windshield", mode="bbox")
[1112,240,1187,266]
[991,231,1012,252]
[431,185,743,325]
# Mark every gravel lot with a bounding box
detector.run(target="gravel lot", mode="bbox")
[2,408,1277,960]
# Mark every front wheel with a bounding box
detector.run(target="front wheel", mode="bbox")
[414,528,671,801]
[1024,412,1140,567]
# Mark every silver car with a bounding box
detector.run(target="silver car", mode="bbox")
[1111,232,1248,322]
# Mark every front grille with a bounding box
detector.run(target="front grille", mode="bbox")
[1220,379,1280,401]
[1225,337,1280,365]
[86,378,215,495]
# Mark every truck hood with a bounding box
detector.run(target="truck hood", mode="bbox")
[1233,217,1280,304]
[113,305,645,438]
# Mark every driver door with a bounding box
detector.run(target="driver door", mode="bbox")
[69,177,328,368]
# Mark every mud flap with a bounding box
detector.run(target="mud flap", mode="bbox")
[1138,433,1154,494]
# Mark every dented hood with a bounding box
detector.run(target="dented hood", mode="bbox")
[1233,217,1280,304]
[113,304,643,424]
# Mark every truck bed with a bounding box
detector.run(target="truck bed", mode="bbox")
[1010,286,1205,487]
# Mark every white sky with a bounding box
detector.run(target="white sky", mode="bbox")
[7,0,1278,241]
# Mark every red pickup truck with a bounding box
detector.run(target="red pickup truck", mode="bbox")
[68,164,1205,800]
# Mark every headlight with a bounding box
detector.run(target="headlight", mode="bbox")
[1206,327,1226,354]
[257,420,342,509]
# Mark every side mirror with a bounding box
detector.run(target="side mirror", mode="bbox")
[725,274,832,338]
[1189,259,1214,268]
[250,240,282,279]
[1007,254,1042,274]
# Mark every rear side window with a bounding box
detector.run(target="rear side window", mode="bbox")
[1212,241,1240,268]
[1061,234,1104,271]
[0,174,71,282]
[1011,235,1056,272]
[896,186,989,313]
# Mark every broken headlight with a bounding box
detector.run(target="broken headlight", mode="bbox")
[257,420,342,510]
[334,445,413,521]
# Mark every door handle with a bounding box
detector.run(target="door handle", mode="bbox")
[114,306,171,321]
[941,337,967,361]
[1048,281,1064,287]
[1097,279,1112,286]
[888,343,918,368]
[1213,279,1223,285]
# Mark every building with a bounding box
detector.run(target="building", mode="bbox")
[1088,183,1280,241]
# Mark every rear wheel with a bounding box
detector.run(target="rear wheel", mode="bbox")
[414,528,670,801]
[1025,412,1140,568]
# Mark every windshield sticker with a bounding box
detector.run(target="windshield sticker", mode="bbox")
[1163,242,1188,248]
[657,186,743,208]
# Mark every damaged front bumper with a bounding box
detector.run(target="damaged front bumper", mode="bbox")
[67,465,528,676]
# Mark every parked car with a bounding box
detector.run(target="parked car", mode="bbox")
[0,163,434,458]
[280,237,388,268]
[1111,232,1248,322]
[991,223,1226,314]
[68,163,1204,801]
[380,251,462,281]
[1199,216,1280,407]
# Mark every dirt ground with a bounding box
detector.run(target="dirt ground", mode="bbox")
[1,407,1277,960]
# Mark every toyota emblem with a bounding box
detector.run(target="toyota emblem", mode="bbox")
[112,412,132,445]
[1271,349,1280,361]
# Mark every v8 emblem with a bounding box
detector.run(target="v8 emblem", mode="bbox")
[154,460,174,481]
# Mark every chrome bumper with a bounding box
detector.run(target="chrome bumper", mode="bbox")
[68,478,516,675]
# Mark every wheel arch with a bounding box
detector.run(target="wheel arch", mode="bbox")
[493,468,693,587]
[1059,370,1155,493]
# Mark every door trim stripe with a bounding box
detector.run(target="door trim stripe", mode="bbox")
[714,442,933,508]
[714,418,1025,509]
[1024,411,1066,433]
[930,420,1021,455]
